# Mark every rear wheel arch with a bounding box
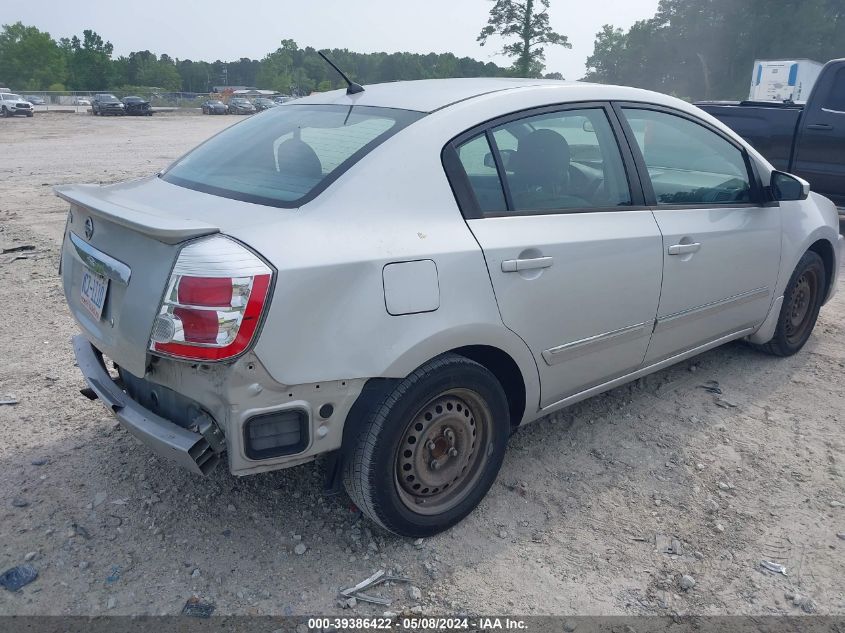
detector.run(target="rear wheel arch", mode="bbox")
[329,344,528,495]
[449,344,526,430]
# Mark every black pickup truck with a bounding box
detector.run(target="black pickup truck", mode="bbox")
[697,58,844,207]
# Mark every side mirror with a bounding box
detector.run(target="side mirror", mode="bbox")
[771,171,810,201]
[483,149,516,170]
[582,120,595,133]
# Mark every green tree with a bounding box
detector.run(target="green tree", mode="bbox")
[0,22,66,90]
[176,59,212,92]
[256,39,298,93]
[60,29,114,90]
[584,0,845,100]
[477,0,570,77]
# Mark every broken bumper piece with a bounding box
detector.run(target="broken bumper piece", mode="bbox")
[72,335,222,475]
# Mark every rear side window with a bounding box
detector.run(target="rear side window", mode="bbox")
[492,108,631,212]
[162,105,423,208]
[451,107,632,217]
[622,108,752,205]
[455,134,507,213]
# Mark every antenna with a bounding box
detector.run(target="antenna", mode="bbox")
[318,51,365,95]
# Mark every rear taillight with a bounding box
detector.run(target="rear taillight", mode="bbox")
[150,236,273,362]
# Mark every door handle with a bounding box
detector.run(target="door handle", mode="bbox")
[668,242,701,256]
[807,123,833,131]
[501,256,554,272]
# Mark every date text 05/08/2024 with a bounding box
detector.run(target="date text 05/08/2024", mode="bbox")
[306,617,528,630]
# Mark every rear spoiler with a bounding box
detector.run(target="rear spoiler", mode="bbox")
[55,183,219,245]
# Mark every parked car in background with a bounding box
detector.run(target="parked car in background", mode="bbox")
[252,98,278,112]
[122,96,152,116]
[72,97,91,106]
[24,95,46,105]
[201,100,228,115]
[56,79,841,537]
[92,94,125,116]
[697,58,845,208]
[273,95,294,104]
[0,93,34,117]
[227,97,255,115]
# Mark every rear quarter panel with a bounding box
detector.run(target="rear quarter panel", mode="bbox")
[228,105,546,419]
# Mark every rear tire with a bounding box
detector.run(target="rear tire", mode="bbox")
[343,354,510,537]
[753,250,826,357]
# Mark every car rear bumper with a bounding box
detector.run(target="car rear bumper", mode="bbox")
[73,335,222,475]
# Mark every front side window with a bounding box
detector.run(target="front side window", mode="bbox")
[621,108,752,205]
[162,105,423,207]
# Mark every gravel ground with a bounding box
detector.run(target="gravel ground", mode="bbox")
[1,112,844,617]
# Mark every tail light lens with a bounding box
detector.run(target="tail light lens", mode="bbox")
[150,236,273,362]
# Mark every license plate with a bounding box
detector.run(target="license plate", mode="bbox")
[80,267,109,321]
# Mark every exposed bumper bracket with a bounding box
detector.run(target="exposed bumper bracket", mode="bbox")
[72,335,221,475]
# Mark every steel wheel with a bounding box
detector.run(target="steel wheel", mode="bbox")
[343,353,510,536]
[394,388,492,516]
[752,250,826,357]
[784,269,819,346]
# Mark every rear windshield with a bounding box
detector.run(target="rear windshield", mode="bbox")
[162,105,423,207]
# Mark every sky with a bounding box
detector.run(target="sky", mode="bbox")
[4,0,660,80]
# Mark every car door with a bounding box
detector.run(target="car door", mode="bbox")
[792,65,845,205]
[615,105,781,364]
[444,104,663,408]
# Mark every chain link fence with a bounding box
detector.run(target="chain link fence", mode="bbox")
[9,91,209,112]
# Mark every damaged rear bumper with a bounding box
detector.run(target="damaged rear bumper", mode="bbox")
[72,335,221,475]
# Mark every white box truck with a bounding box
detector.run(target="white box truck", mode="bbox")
[748,59,823,102]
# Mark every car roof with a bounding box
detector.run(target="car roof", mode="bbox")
[295,77,702,113]
[292,78,576,112]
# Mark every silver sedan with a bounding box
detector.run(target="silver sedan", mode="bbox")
[57,79,842,536]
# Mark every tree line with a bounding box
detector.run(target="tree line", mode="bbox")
[584,0,845,100]
[2,0,843,100]
[0,24,511,94]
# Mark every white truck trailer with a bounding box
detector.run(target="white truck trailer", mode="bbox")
[748,59,823,102]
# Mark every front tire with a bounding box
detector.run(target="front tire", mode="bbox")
[343,354,510,537]
[754,250,826,357]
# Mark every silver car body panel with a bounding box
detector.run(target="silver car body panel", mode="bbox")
[57,79,842,476]
[467,211,663,407]
[643,204,781,363]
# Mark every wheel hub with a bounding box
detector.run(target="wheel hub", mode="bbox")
[397,394,478,501]
[783,267,820,346]
[788,275,811,331]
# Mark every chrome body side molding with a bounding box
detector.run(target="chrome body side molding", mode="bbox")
[542,321,651,366]
[654,287,769,333]
[538,327,755,416]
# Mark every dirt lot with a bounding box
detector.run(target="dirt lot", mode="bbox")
[0,112,843,618]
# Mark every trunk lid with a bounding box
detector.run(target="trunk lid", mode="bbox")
[57,177,287,376]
